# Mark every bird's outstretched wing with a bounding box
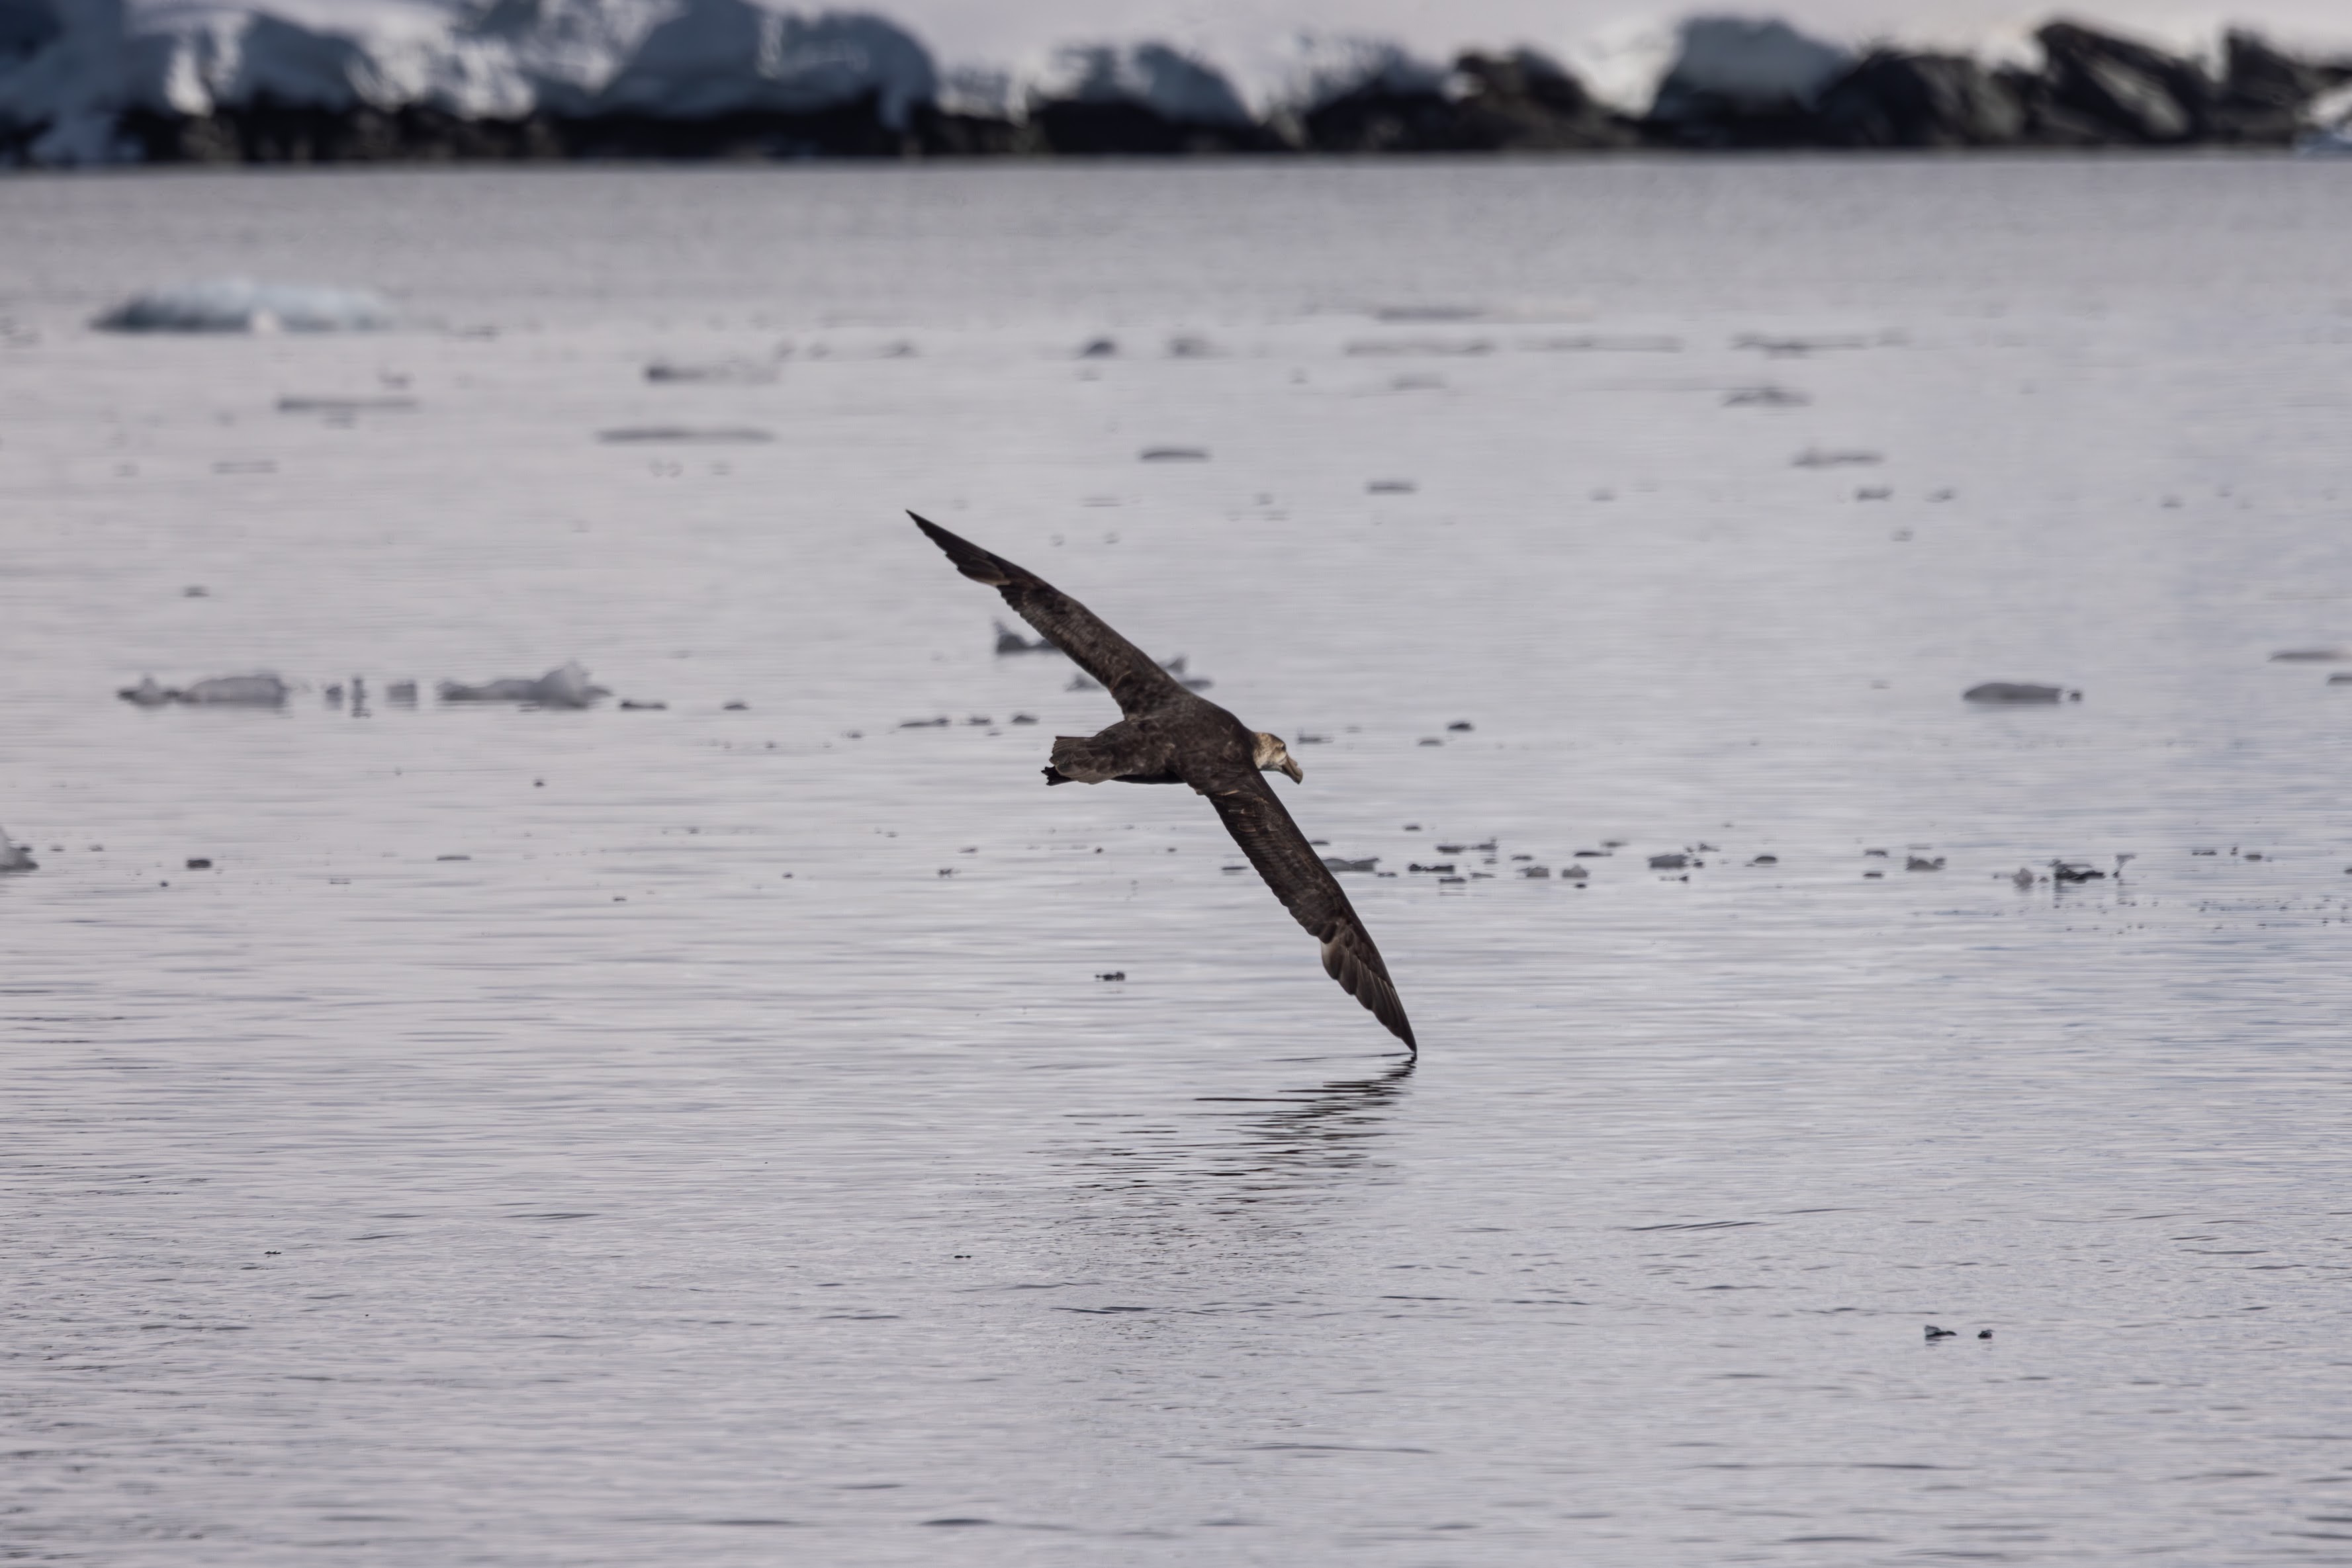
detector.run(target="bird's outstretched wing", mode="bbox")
[912,513,1182,715]
[1206,773,1417,1052]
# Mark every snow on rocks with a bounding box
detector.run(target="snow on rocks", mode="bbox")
[1040,42,1250,127]
[1647,16,1850,141]
[9,3,2352,165]
[596,0,932,126]
[1026,40,1269,152]
[95,279,394,333]
[0,0,131,164]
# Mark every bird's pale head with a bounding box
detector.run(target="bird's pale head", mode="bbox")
[1253,731,1304,783]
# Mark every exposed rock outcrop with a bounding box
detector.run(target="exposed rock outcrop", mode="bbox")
[1030,44,1277,154]
[1449,50,1636,150]
[1815,52,2025,146]
[1645,17,1850,146]
[2032,21,2211,144]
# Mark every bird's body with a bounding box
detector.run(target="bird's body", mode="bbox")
[912,513,1415,1054]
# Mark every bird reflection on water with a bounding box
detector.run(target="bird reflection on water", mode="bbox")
[1054,1061,1416,1228]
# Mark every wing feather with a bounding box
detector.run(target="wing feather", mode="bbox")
[1206,775,1417,1051]
[912,513,1181,716]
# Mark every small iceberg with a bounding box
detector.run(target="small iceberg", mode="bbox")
[117,672,289,707]
[0,826,35,873]
[278,396,418,414]
[597,426,775,444]
[645,357,782,384]
[438,662,609,709]
[95,281,396,334]
[1964,682,2080,703]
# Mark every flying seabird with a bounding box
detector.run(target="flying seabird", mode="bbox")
[912,513,1416,1053]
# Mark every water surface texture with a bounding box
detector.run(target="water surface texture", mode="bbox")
[5,161,2351,1565]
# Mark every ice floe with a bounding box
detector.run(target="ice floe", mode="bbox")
[117,672,289,705]
[437,662,609,707]
[95,279,394,333]
[597,425,773,443]
[1964,682,2080,703]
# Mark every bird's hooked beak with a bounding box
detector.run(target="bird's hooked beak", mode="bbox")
[1255,732,1304,784]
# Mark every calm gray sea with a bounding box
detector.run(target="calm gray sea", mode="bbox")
[4,159,2351,1566]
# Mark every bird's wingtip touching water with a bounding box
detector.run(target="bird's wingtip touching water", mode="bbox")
[913,511,1416,1054]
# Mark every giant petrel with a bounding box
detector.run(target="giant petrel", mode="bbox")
[913,513,1416,1053]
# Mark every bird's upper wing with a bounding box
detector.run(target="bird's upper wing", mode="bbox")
[913,513,1182,715]
[1206,771,1416,1051]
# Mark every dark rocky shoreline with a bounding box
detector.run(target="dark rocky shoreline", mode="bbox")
[22,20,2352,167]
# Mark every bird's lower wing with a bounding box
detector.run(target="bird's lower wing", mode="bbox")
[1206,775,1417,1051]
[912,513,1181,715]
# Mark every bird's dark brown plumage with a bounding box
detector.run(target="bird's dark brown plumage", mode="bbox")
[911,511,1416,1053]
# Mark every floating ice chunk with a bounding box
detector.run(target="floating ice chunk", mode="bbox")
[1723,385,1808,407]
[181,672,289,705]
[1346,339,1493,357]
[598,425,773,443]
[116,672,287,705]
[438,662,610,708]
[0,825,34,873]
[1964,682,2079,703]
[278,396,417,414]
[644,358,780,384]
[95,281,395,334]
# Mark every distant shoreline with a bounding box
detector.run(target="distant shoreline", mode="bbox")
[7,15,2351,169]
